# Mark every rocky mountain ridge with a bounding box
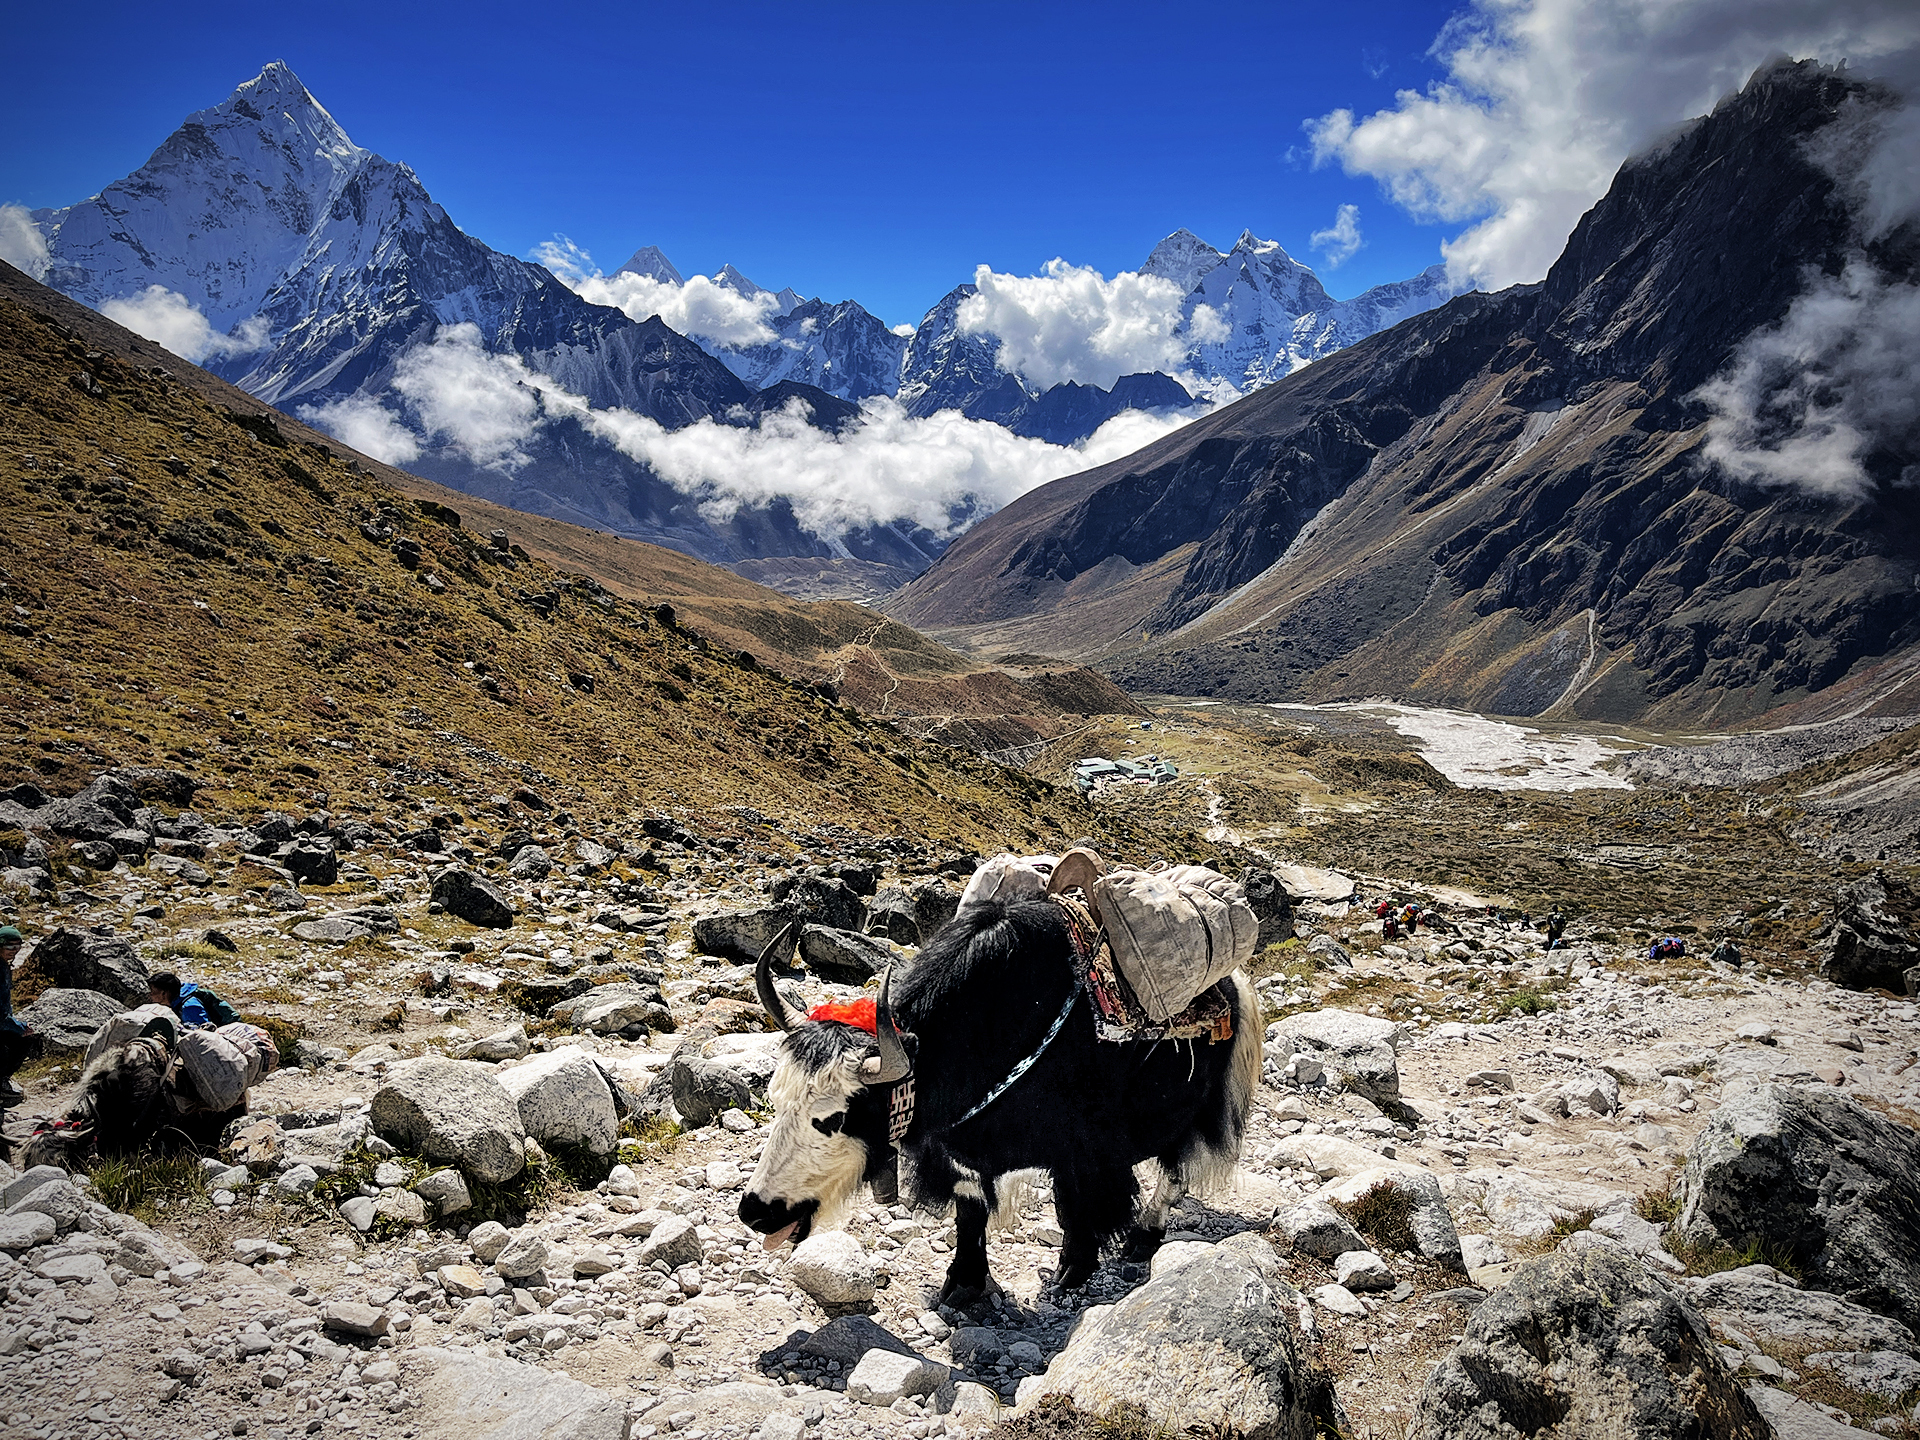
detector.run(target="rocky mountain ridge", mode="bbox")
[889,60,1920,730]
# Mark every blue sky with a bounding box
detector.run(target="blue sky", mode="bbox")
[1,0,1467,326]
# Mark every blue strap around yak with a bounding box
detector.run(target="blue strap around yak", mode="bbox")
[950,973,1082,1129]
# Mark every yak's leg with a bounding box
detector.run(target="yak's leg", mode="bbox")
[939,1194,992,1304]
[1053,1169,1136,1290]
[1122,1166,1185,1262]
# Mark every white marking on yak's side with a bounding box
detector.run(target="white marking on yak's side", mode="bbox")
[745,1050,870,1233]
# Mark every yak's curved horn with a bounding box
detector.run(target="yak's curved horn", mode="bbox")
[866,964,912,1084]
[755,921,802,1031]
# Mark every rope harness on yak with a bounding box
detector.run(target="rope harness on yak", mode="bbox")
[947,894,1096,1130]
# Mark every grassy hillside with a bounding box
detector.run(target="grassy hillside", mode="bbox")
[0,277,1164,856]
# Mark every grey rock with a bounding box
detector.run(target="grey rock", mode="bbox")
[798,924,894,985]
[498,1048,620,1154]
[846,1350,948,1406]
[787,1231,876,1305]
[1802,1348,1920,1400]
[638,1214,703,1270]
[370,1057,528,1183]
[1556,1069,1622,1117]
[1336,1249,1396,1291]
[1413,1247,1769,1439]
[865,886,921,944]
[468,1221,512,1265]
[771,874,867,933]
[950,1326,1005,1369]
[1822,870,1919,993]
[508,845,552,880]
[290,916,370,943]
[1275,1200,1370,1259]
[1744,1383,1880,1439]
[459,1024,531,1062]
[1019,1232,1340,1437]
[274,838,338,886]
[1240,868,1295,952]
[797,1315,918,1364]
[1681,1267,1918,1355]
[322,1301,391,1337]
[18,986,125,1051]
[574,839,617,871]
[671,1056,753,1128]
[0,1212,56,1250]
[905,877,959,940]
[415,1169,472,1216]
[1265,1009,1401,1105]
[432,866,515,928]
[148,854,211,886]
[1675,1085,1920,1332]
[374,1188,427,1226]
[402,1346,629,1439]
[339,1196,376,1231]
[547,983,669,1035]
[18,929,149,1005]
[492,1232,548,1280]
[692,906,799,964]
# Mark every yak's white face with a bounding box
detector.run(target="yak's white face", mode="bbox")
[739,1046,877,1249]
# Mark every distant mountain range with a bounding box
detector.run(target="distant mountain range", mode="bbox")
[24,62,1462,586]
[888,60,1920,730]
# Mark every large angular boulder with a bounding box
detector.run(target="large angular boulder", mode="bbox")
[370,1058,527,1183]
[1413,1248,1769,1440]
[497,1048,620,1155]
[693,907,794,964]
[798,925,893,985]
[1266,1009,1402,1106]
[431,867,514,928]
[41,776,141,843]
[402,1347,628,1440]
[18,988,123,1051]
[1241,869,1295,952]
[1681,1266,1918,1356]
[274,838,338,887]
[770,874,866,933]
[1674,1085,1920,1332]
[1016,1233,1341,1438]
[671,1056,753,1127]
[1822,870,1918,993]
[19,928,150,1005]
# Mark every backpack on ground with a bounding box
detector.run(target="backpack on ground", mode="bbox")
[1050,848,1258,1023]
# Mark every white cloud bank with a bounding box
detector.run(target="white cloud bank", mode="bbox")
[0,204,49,281]
[1307,0,1920,289]
[956,259,1224,391]
[533,237,779,348]
[301,324,1205,540]
[1696,262,1920,499]
[98,286,267,363]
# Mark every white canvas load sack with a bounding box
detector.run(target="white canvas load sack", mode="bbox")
[957,854,1059,918]
[1092,864,1259,1023]
[215,1022,281,1089]
[83,1003,181,1067]
[178,1028,250,1112]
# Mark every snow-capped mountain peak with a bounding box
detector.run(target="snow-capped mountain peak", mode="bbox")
[37,62,370,333]
[1140,228,1227,293]
[617,245,682,285]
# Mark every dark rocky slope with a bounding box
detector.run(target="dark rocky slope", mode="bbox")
[887,61,1920,728]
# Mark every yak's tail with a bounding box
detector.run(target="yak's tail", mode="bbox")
[1177,970,1262,1198]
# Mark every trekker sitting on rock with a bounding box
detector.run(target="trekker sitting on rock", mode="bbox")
[148,970,240,1030]
[0,925,40,1103]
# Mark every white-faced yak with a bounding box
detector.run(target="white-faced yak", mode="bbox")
[739,896,1260,1302]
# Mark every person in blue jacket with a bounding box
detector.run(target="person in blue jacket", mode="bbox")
[148,970,241,1029]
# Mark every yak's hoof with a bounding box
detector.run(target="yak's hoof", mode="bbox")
[938,1270,990,1308]
[1121,1225,1165,1262]
[1054,1259,1096,1290]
